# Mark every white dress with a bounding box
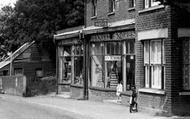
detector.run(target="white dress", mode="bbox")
[116,84,123,96]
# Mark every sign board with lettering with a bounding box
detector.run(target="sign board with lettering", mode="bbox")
[94,19,108,27]
[105,56,121,61]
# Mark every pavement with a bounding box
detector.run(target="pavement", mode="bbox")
[0,93,189,119]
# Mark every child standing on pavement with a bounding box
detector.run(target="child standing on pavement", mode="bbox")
[129,86,138,113]
[116,81,123,102]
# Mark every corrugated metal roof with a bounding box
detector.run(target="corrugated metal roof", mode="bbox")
[0,41,35,69]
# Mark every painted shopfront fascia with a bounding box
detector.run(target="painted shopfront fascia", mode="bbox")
[89,30,136,92]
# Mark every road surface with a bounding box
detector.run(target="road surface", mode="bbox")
[0,96,89,119]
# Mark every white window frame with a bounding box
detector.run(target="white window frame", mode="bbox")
[109,0,116,13]
[92,0,97,17]
[129,0,136,8]
[144,40,165,89]
[144,0,161,8]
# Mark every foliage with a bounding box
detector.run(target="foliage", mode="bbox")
[0,0,84,61]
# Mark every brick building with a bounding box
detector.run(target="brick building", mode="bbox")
[54,0,190,115]
[136,0,190,115]
[83,0,136,101]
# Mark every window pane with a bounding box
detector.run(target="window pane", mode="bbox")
[150,40,161,64]
[126,40,135,54]
[130,40,135,54]
[144,41,149,64]
[74,56,83,85]
[91,56,103,87]
[151,0,160,7]
[105,61,122,89]
[109,0,115,13]
[91,43,103,55]
[151,66,162,89]
[60,57,72,83]
[105,42,122,55]
[162,40,165,64]
[129,0,135,8]
[63,46,71,56]
[74,45,83,55]
[92,0,97,16]
[145,66,150,88]
[145,0,149,8]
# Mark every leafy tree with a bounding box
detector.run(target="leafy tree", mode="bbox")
[0,0,84,61]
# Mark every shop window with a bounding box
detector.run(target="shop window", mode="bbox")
[105,60,122,88]
[144,0,161,8]
[105,42,122,88]
[58,46,72,83]
[144,40,165,89]
[73,45,84,85]
[91,42,123,89]
[109,0,116,13]
[129,0,135,8]
[92,0,97,17]
[91,43,104,87]
[182,39,190,90]
[14,68,23,76]
[105,42,122,55]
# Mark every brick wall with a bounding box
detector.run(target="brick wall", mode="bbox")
[86,0,135,27]
[88,87,116,101]
[135,0,190,115]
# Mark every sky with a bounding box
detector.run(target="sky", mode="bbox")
[0,0,17,8]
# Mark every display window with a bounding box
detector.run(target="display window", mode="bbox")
[58,44,84,85]
[91,43,104,87]
[90,40,135,90]
[59,46,72,83]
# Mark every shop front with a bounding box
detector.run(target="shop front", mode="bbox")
[54,27,86,99]
[88,31,135,101]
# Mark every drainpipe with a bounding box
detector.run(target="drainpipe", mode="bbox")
[83,0,88,100]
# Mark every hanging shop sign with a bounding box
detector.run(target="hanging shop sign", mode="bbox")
[105,56,121,61]
[94,19,108,27]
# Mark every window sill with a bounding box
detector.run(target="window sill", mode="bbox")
[138,5,165,14]
[138,88,165,95]
[128,7,135,12]
[91,16,97,20]
[108,12,115,16]
[179,92,190,96]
